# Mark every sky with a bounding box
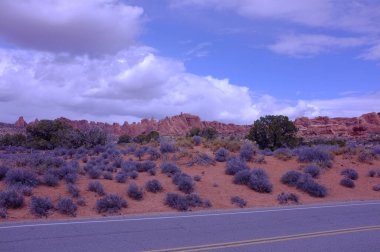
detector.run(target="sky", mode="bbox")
[0,0,379,125]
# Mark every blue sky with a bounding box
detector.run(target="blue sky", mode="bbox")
[0,0,379,124]
[136,0,380,100]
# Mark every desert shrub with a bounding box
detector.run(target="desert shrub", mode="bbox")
[148,167,157,176]
[76,197,86,206]
[127,183,144,200]
[165,193,189,211]
[281,171,303,186]
[43,170,60,187]
[247,168,273,193]
[260,148,273,156]
[112,158,123,169]
[341,168,359,180]
[118,134,131,144]
[233,169,251,185]
[231,196,247,208]
[164,193,209,211]
[172,173,194,194]
[255,155,266,164]
[194,175,202,182]
[185,194,204,207]
[161,162,180,176]
[372,145,380,155]
[188,127,201,137]
[57,197,77,216]
[277,192,299,204]
[87,167,102,179]
[115,172,128,183]
[26,120,76,149]
[147,147,161,161]
[0,166,9,180]
[239,142,255,161]
[296,174,327,198]
[67,184,80,198]
[247,115,298,150]
[0,207,7,218]
[273,148,293,161]
[0,190,24,209]
[160,139,176,153]
[0,133,27,147]
[12,185,33,196]
[295,146,333,168]
[5,169,39,187]
[134,148,145,161]
[215,147,229,162]
[96,194,127,213]
[187,153,215,167]
[204,139,241,152]
[201,127,218,140]
[373,184,380,191]
[145,179,164,193]
[30,196,54,217]
[128,170,139,179]
[358,149,374,164]
[103,172,113,180]
[136,161,156,173]
[122,160,137,174]
[340,178,355,188]
[65,172,78,184]
[88,181,105,196]
[81,126,108,148]
[225,157,249,175]
[58,161,79,179]
[192,136,202,146]
[303,165,321,178]
[368,168,380,177]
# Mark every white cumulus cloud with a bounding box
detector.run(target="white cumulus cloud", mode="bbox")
[0,0,144,55]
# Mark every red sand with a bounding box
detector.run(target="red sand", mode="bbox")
[1,148,380,222]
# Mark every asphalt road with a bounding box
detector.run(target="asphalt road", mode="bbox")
[1,201,380,252]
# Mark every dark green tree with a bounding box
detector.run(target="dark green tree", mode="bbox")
[201,127,218,140]
[26,120,74,149]
[247,115,298,150]
[188,127,201,137]
[118,134,131,144]
[0,133,27,146]
[146,131,160,142]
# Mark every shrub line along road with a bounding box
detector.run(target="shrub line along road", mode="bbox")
[1,201,380,252]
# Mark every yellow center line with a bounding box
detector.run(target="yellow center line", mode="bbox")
[145,225,380,252]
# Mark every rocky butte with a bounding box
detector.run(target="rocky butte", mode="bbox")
[294,112,380,140]
[0,112,380,141]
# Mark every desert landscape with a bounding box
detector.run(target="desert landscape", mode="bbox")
[1,1,380,251]
[1,112,379,221]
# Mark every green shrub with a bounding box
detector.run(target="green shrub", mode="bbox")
[247,115,298,150]
[0,134,27,147]
[117,134,131,144]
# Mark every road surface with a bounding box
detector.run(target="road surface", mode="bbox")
[1,201,380,252]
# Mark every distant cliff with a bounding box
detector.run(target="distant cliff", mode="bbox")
[294,112,380,140]
[1,112,380,141]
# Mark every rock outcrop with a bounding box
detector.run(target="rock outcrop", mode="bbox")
[1,112,379,141]
[57,113,250,137]
[295,112,380,140]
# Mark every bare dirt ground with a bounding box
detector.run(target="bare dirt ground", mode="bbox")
[1,146,380,222]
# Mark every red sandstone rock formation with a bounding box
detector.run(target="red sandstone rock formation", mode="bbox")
[14,116,27,127]
[57,113,250,137]
[1,112,379,140]
[295,112,380,140]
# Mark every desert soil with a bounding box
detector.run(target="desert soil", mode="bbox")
[1,146,380,222]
